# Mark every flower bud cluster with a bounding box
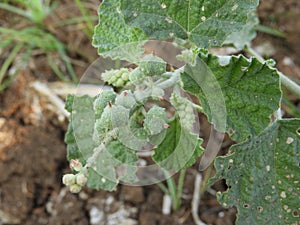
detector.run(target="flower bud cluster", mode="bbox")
[62,159,88,193]
[102,68,130,87]
[94,90,136,142]
[170,93,195,130]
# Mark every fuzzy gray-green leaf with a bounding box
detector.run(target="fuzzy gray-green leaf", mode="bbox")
[87,168,117,191]
[65,95,118,191]
[106,140,138,165]
[92,0,146,61]
[65,95,97,161]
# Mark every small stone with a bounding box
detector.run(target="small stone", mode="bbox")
[90,206,104,225]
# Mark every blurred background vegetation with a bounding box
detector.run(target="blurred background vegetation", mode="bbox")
[0,0,99,92]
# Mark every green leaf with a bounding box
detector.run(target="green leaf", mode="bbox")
[65,123,84,162]
[213,119,300,225]
[184,138,204,168]
[181,50,281,141]
[87,144,119,190]
[65,94,75,112]
[87,168,117,191]
[152,118,204,170]
[65,95,96,162]
[87,142,139,189]
[71,95,97,159]
[106,140,138,165]
[120,0,259,48]
[144,106,167,135]
[92,0,147,61]
[106,140,139,184]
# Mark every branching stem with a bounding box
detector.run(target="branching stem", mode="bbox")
[157,67,184,89]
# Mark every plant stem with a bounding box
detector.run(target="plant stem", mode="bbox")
[200,163,214,197]
[176,168,187,209]
[279,72,300,98]
[192,103,204,113]
[164,170,179,211]
[157,67,184,89]
[245,46,264,62]
[246,46,300,98]
[163,168,187,211]
[254,25,286,38]
[156,182,169,195]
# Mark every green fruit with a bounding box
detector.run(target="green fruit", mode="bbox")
[144,106,167,135]
[115,90,136,109]
[95,104,113,135]
[134,88,149,103]
[139,54,166,77]
[94,90,116,118]
[111,105,130,127]
[129,68,145,84]
[134,127,148,140]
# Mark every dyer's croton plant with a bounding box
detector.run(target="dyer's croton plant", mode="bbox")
[63,0,300,224]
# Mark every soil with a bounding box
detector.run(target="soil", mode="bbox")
[0,1,299,225]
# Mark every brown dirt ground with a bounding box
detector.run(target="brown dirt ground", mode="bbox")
[0,1,299,225]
